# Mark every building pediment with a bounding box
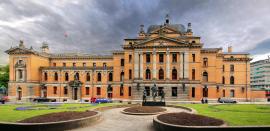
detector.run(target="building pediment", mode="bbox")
[133,36,187,47]
[5,47,34,54]
[5,47,34,55]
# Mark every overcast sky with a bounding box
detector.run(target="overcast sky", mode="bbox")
[1,0,270,65]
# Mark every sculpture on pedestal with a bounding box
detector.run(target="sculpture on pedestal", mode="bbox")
[151,84,158,102]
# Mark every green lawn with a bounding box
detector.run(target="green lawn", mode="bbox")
[0,103,120,122]
[179,104,270,126]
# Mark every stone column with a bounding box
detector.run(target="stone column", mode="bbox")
[166,48,170,79]
[140,52,143,79]
[134,52,139,79]
[180,52,183,79]
[22,69,26,81]
[184,52,189,79]
[16,69,19,81]
[153,48,157,79]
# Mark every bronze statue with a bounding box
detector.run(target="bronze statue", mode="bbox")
[160,89,165,102]
[151,84,158,101]
[143,89,147,102]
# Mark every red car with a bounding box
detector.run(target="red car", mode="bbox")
[90,97,97,103]
[0,95,8,104]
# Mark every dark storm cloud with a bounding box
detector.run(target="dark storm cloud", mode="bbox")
[1,0,270,65]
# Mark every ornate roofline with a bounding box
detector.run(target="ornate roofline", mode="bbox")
[40,66,113,70]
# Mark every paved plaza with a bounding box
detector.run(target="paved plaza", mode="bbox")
[72,107,188,131]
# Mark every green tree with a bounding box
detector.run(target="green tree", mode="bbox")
[0,65,9,88]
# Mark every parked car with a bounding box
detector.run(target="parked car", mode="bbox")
[33,97,56,102]
[218,97,237,103]
[0,94,8,104]
[90,97,112,103]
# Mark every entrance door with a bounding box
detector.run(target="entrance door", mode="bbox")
[158,87,164,96]
[74,88,78,100]
[17,87,22,100]
[18,92,22,100]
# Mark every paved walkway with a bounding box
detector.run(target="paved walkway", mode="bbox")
[72,107,189,131]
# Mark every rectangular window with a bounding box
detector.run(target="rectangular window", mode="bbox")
[145,87,150,96]
[230,90,235,97]
[192,69,195,80]
[222,65,225,72]
[129,55,132,63]
[64,87,68,95]
[146,54,151,63]
[223,90,226,97]
[83,63,86,67]
[172,87,177,97]
[97,87,101,95]
[230,65,234,72]
[63,63,66,67]
[203,58,208,67]
[73,63,76,67]
[192,87,195,98]
[93,63,96,68]
[129,69,132,80]
[192,54,195,62]
[172,54,177,62]
[121,59,125,66]
[86,87,89,95]
[53,63,56,67]
[159,54,164,63]
[53,86,57,94]
[120,85,124,96]
[129,86,131,96]
[103,63,107,69]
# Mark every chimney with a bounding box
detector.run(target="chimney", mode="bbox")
[138,24,146,38]
[41,42,49,53]
[187,23,192,32]
[19,40,25,48]
[228,46,232,53]
[165,14,170,25]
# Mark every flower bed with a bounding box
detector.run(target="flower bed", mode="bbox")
[122,106,166,115]
[18,111,97,123]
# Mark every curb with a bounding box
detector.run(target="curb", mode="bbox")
[0,111,102,131]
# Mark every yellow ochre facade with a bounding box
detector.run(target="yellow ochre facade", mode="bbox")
[6,16,258,102]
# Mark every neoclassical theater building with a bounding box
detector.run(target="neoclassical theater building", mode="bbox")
[6,16,254,102]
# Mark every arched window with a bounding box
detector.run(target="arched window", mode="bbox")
[65,72,69,81]
[145,69,151,80]
[172,69,177,80]
[159,69,164,80]
[54,72,58,81]
[86,73,90,81]
[202,72,208,82]
[120,72,124,81]
[109,72,113,81]
[97,72,102,82]
[18,69,23,79]
[74,72,79,80]
[44,72,48,81]
[230,76,234,84]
